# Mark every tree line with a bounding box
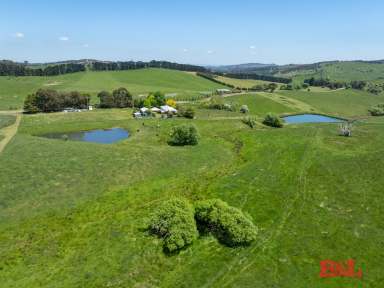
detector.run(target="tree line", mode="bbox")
[91,60,207,72]
[304,77,383,94]
[24,87,168,113]
[24,89,90,113]
[0,60,207,77]
[0,60,85,76]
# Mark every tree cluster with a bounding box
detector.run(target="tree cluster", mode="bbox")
[97,88,133,108]
[148,198,258,253]
[251,83,279,93]
[304,77,345,90]
[24,89,90,113]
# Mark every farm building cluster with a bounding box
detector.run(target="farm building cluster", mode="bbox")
[133,105,178,118]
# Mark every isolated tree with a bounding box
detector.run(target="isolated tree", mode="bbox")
[168,124,199,146]
[240,105,249,113]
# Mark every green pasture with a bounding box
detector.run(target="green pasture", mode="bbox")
[1,71,383,287]
[0,68,225,110]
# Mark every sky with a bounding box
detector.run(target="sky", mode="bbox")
[0,0,383,65]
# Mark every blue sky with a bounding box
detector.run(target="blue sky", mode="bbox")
[1,0,383,65]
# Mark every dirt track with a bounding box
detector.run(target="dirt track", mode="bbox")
[0,112,22,154]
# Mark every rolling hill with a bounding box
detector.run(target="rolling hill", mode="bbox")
[0,68,225,110]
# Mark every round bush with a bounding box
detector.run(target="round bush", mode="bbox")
[148,198,198,253]
[183,107,196,119]
[240,105,249,114]
[263,113,284,128]
[168,124,199,146]
[195,199,257,247]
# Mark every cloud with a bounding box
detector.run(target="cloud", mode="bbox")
[183,48,188,53]
[249,45,256,49]
[14,32,24,38]
[207,50,214,54]
[82,43,89,48]
[59,36,69,41]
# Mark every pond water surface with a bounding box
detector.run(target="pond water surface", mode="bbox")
[282,114,344,124]
[42,128,129,144]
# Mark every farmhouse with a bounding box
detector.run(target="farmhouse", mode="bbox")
[216,88,231,95]
[160,105,177,114]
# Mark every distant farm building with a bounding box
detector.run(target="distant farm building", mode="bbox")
[216,88,231,95]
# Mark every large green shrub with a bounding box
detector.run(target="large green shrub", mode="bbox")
[195,199,257,247]
[148,198,198,253]
[168,124,199,146]
[177,106,195,119]
[242,117,256,128]
[263,113,284,128]
[183,107,196,119]
[369,104,384,116]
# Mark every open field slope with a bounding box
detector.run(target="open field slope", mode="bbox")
[215,75,279,89]
[0,68,225,110]
[272,61,384,84]
[0,88,384,286]
[278,89,384,117]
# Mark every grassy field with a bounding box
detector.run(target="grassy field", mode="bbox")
[282,61,384,85]
[1,70,384,287]
[0,114,16,129]
[215,75,279,89]
[0,68,225,110]
[278,89,384,117]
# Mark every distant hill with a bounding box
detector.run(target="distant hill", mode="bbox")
[208,63,276,73]
[207,60,384,84]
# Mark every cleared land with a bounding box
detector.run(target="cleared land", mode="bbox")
[215,75,279,89]
[0,68,225,110]
[275,61,384,85]
[278,89,384,117]
[0,70,383,287]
